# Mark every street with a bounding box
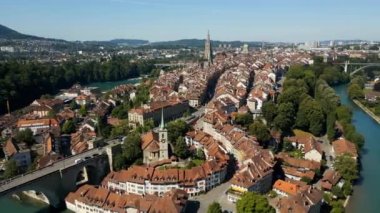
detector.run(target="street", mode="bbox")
[188,182,235,213]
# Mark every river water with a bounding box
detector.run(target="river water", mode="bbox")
[334,84,380,213]
[84,77,141,91]
[1,83,378,212]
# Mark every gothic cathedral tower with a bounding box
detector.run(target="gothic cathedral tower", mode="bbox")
[158,108,169,160]
[204,30,213,65]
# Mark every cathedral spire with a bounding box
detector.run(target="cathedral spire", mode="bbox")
[204,30,213,65]
[160,108,165,129]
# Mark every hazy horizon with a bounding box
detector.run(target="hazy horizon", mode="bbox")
[1,0,379,42]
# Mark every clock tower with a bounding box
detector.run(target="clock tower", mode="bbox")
[158,108,169,160]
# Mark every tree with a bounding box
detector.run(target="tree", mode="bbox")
[342,182,353,196]
[113,154,126,171]
[334,154,359,182]
[326,112,337,141]
[174,136,188,159]
[195,148,206,160]
[331,186,344,199]
[122,132,142,165]
[261,101,277,125]
[111,104,129,119]
[207,202,222,213]
[79,105,88,117]
[15,129,34,147]
[348,83,364,99]
[300,176,313,184]
[235,113,253,128]
[330,201,345,213]
[249,121,271,143]
[283,140,294,152]
[4,159,18,178]
[273,103,296,132]
[62,119,76,134]
[111,120,130,137]
[167,120,190,144]
[70,101,79,110]
[236,192,275,213]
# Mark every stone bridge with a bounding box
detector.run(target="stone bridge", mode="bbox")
[0,147,112,208]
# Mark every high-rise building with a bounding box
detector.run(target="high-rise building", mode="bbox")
[242,44,249,54]
[204,30,213,65]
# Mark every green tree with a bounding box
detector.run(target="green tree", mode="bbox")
[167,120,190,144]
[122,132,142,165]
[15,129,34,147]
[111,120,130,137]
[248,121,271,143]
[261,101,277,125]
[4,159,18,178]
[195,148,206,160]
[207,202,222,213]
[331,186,344,199]
[79,105,88,117]
[62,119,76,134]
[348,83,364,99]
[111,103,129,119]
[236,192,275,213]
[330,201,345,213]
[342,182,353,196]
[273,103,296,132]
[334,154,359,182]
[235,113,253,128]
[174,136,188,159]
[70,101,79,110]
[113,154,126,171]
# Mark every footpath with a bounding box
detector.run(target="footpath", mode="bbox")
[353,100,380,124]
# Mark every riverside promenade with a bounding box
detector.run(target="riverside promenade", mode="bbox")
[352,99,380,124]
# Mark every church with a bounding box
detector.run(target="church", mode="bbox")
[140,109,169,164]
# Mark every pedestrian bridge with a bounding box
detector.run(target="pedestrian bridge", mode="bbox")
[0,147,111,208]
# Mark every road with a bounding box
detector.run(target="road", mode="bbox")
[0,142,112,194]
[190,182,235,213]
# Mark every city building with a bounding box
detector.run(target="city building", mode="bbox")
[2,138,31,169]
[141,110,169,164]
[66,185,188,213]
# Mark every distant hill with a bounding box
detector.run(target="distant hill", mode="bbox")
[150,39,264,48]
[0,24,45,40]
[109,39,149,46]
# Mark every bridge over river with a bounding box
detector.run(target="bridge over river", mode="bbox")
[0,141,120,208]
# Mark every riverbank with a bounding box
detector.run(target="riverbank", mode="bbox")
[352,99,380,124]
[334,84,380,213]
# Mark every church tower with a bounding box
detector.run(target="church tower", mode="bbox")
[158,108,169,160]
[204,30,213,65]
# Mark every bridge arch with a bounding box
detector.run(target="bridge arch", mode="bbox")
[350,65,380,76]
[0,154,110,208]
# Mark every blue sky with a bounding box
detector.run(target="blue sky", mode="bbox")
[1,0,379,42]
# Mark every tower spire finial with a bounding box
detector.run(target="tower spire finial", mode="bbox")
[160,108,165,129]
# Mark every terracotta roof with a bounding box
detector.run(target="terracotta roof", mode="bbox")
[282,166,315,180]
[65,185,188,213]
[276,152,320,170]
[3,138,18,157]
[273,179,299,196]
[332,138,358,158]
[321,169,341,190]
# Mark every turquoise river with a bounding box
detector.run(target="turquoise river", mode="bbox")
[0,83,379,212]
